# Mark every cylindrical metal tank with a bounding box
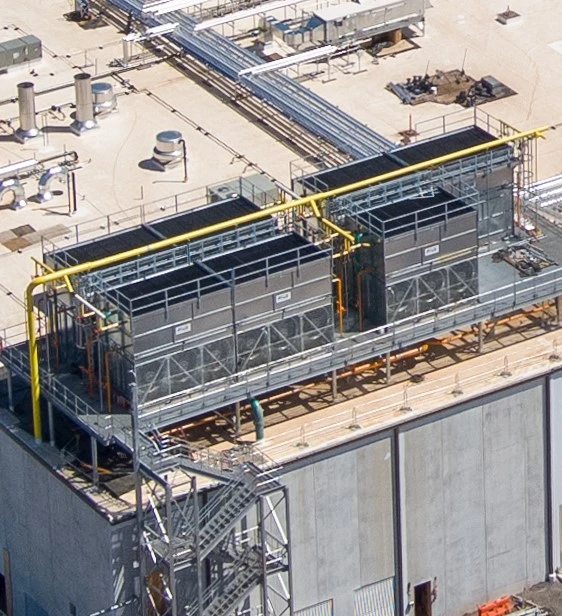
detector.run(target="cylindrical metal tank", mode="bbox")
[15,82,39,143]
[92,82,117,117]
[70,73,97,135]
[152,130,184,168]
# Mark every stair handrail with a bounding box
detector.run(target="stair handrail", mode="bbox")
[185,547,262,616]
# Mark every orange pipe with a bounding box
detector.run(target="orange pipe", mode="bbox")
[80,334,96,396]
[478,304,547,337]
[79,461,114,475]
[333,277,345,335]
[429,332,470,345]
[331,344,429,379]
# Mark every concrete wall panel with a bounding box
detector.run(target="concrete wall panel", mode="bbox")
[0,424,134,616]
[284,437,395,615]
[357,440,394,586]
[402,420,447,613]
[549,372,562,571]
[282,464,320,610]
[402,380,546,616]
[314,451,360,615]
[441,405,487,613]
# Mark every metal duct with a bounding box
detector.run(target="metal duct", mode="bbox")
[250,398,265,441]
[0,178,26,210]
[36,165,69,202]
[15,82,40,143]
[70,73,97,135]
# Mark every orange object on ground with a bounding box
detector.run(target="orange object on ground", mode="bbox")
[478,596,511,616]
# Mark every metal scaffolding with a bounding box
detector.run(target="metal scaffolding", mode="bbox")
[136,436,291,616]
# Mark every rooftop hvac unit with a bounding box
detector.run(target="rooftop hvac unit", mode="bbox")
[208,181,240,203]
[448,259,478,301]
[152,130,185,170]
[418,269,447,313]
[202,337,235,381]
[169,347,201,393]
[136,363,169,402]
[302,305,333,349]
[92,82,117,117]
[376,257,479,325]
[385,277,418,322]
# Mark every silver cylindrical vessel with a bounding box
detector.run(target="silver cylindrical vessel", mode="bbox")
[153,130,184,167]
[92,82,117,117]
[71,73,97,134]
[15,82,39,142]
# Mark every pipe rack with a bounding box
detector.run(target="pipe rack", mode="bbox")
[108,0,394,159]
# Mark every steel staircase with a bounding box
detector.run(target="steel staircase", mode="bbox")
[186,548,262,616]
[138,435,290,616]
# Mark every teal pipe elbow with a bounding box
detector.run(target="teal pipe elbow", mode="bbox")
[250,398,265,441]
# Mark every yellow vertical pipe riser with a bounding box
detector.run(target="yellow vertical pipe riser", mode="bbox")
[25,126,549,441]
[26,284,42,441]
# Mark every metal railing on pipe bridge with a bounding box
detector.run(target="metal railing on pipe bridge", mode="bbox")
[107,0,394,159]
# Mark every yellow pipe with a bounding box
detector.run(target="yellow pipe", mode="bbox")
[96,320,121,333]
[332,243,370,259]
[319,218,355,244]
[26,286,41,440]
[64,275,74,294]
[309,199,322,218]
[24,126,549,441]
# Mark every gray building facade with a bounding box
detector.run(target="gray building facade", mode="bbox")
[0,374,553,616]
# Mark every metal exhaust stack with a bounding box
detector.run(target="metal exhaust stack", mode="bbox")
[92,82,117,117]
[15,82,40,143]
[70,73,97,135]
[152,130,188,181]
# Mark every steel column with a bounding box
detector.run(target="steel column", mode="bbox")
[91,434,99,488]
[6,369,14,413]
[258,495,269,616]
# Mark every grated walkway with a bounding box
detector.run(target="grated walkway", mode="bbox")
[107,0,395,159]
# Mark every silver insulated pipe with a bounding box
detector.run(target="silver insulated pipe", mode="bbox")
[15,82,40,143]
[70,73,97,135]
